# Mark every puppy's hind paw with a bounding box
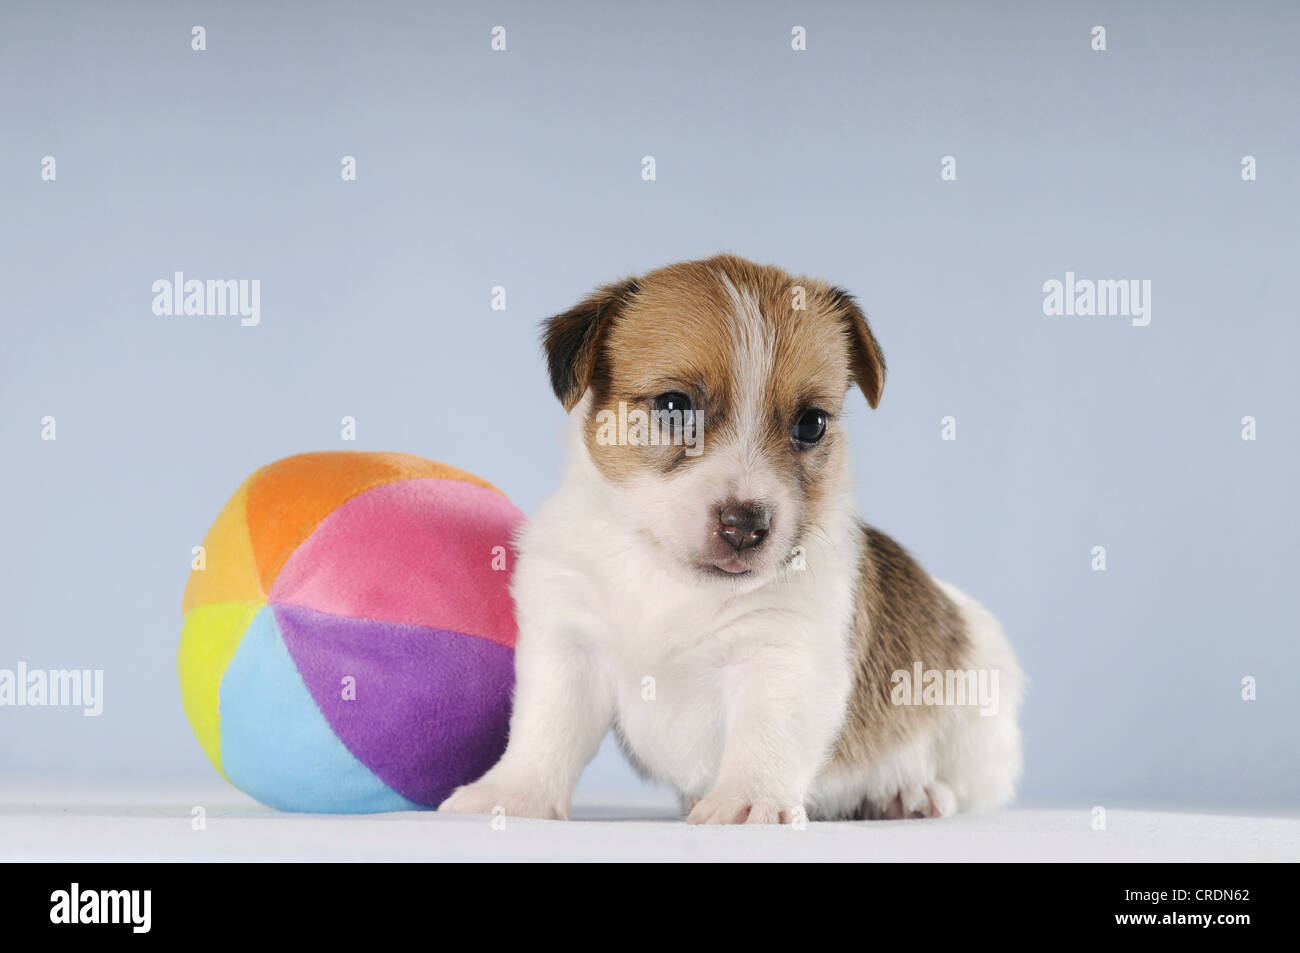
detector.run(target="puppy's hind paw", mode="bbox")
[877,782,955,820]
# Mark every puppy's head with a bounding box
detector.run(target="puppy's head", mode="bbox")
[543,254,884,585]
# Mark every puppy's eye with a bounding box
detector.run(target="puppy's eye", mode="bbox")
[652,391,695,427]
[793,408,828,444]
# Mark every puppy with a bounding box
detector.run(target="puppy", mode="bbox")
[441,254,1023,823]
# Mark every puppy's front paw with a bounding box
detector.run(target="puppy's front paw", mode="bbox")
[438,779,566,820]
[687,789,799,825]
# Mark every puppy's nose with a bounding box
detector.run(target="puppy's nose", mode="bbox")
[718,500,771,553]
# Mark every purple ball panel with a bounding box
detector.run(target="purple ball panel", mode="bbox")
[274,602,514,808]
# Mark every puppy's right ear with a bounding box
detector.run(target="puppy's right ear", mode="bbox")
[542,278,639,412]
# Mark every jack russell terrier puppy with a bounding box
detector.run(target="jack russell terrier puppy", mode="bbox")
[441,254,1023,824]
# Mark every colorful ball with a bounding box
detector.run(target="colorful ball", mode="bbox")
[178,451,523,812]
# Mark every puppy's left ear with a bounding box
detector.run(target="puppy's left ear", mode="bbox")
[828,287,886,409]
[542,278,640,412]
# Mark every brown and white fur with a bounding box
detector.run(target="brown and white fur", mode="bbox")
[440,255,1023,824]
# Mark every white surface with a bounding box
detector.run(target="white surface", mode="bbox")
[2,784,1296,862]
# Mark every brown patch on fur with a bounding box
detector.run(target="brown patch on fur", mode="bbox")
[829,524,970,805]
[540,256,887,534]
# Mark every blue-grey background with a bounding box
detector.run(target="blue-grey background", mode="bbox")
[2,0,1297,812]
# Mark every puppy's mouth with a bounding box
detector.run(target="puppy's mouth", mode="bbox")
[698,557,753,577]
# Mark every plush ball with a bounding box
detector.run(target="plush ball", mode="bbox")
[178,451,523,812]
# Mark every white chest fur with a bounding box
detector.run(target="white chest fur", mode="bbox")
[510,454,862,802]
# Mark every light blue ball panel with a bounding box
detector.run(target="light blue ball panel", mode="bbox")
[218,605,421,813]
